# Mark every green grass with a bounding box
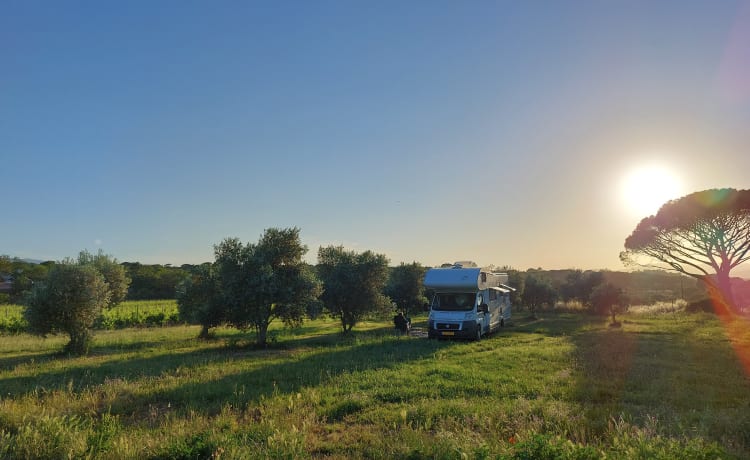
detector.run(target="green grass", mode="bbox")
[0,312,748,458]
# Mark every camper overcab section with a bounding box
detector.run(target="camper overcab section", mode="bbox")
[425,264,512,340]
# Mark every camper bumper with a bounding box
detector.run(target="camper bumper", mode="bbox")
[428,320,480,339]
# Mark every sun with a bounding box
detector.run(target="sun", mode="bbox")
[620,165,684,217]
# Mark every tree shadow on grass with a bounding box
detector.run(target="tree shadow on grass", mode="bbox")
[0,329,452,417]
[107,334,454,423]
[570,315,750,455]
[0,350,59,372]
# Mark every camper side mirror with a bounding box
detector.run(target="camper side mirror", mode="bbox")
[480,304,489,313]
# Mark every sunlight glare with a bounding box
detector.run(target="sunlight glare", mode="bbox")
[620,165,684,218]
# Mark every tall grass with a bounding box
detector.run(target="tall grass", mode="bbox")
[0,313,748,458]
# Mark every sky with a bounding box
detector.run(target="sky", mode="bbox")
[3,0,750,272]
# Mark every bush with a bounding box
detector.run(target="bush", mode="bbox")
[686,298,714,313]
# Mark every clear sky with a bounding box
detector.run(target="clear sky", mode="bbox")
[3,1,750,271]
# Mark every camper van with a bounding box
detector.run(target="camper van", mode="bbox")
[424,262,513,340]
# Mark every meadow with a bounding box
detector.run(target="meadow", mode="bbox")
[0,311,749,459]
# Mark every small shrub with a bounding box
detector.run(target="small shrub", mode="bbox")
[150,432,218,460]
[686,298,714,313]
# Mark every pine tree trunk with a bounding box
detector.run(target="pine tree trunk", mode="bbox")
[716,269,736,310]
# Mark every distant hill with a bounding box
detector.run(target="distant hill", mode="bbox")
[20,258,45,264]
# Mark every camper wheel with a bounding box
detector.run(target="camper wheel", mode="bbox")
[475,327,482,341]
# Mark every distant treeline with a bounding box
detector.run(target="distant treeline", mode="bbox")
[517,268,750,312]
[530,269,707,305]
[3,255,749,308]
[121,262,201,300]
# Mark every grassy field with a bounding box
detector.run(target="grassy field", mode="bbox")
[1,312,749,459]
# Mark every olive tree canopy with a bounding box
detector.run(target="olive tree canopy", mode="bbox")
[621,188,750,309]
[215,228,321,346]
[25,263,111,354]
[317,246,390,332]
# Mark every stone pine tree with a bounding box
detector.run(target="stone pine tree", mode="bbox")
[622,188,750,311]
[24,263,111,354]
[317,246,390,332]
[214,228,321,346]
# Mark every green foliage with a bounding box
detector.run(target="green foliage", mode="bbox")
[176,264,225,338]
[590,282,629,324]
[384,262,428,316]
[1,257,53,303]
[123,262,189,300]
[24,263,111,354]
[521,274,558,317]
[0,304,27,333]
[215,228,321,346]
[505,267,525,307]
[317,245,390,332]
[560,270,605,306]
[97,300,179,329]
[77,250,131,307]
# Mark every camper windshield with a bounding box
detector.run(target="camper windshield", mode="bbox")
[433,293,477,311]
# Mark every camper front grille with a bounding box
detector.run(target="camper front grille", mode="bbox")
[435,322,460,331]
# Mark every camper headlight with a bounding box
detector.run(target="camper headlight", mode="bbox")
[464,312,474,320]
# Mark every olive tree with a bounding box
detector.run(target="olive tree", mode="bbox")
[590,282,629,326]
[384,262,428,316]
[215,228,321,346]
[559,270,605,307]
[176,264,225,339]
[317,246,390,332]
[25,263,111,354]
[621,188,750,311]
[521,274,558,319]
[77,249,130,307]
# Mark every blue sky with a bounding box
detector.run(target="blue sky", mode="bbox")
[3,1,750,271]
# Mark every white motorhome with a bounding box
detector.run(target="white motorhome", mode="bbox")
[424,262,513,340]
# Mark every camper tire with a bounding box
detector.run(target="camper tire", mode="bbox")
[475,327,482,341]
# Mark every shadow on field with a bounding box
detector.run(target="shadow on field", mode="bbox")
[0,341,233,396]
[0,328,454,420]
[569,315,750,452]
[0,351,59,372]
[108,334,454,421]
